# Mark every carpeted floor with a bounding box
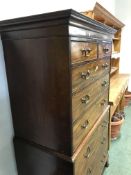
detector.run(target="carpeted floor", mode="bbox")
[104,104,131,175]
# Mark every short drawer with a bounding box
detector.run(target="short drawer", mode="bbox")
[71,41,97,64]
[74,109,109,175]
[99,43,112,58]
[72,58,110,93]
[73,90,109,151]
[72,74,109,122]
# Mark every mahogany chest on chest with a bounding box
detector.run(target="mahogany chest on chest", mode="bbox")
[0,9,116,175]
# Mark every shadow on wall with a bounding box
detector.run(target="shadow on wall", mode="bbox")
[0,37,17,175]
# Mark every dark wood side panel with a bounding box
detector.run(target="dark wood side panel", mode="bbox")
[2,36,72,156]
[14,138,73,175]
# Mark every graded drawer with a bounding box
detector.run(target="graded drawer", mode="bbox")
[99,43,112,58]
[95,111,109,175]
[90,114,109,175]
[72,74,109,122]
[74,125,100,175]
[71,41,97,64]
[73,90,108,151]
[72,58,110,93]
[94,127,109,175]
[99,113,109,150]
[74,109,109,175]
[91,137,108,175]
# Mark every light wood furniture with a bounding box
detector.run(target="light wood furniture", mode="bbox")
[82,2,130,121]
[109,74,129,117]
[0,9,116,175]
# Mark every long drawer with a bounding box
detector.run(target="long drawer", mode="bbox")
[72,74,109,122]
[85,127,109,175]
[73,89,108,151]
[94,126,109,175]
[72,58,110,94]
[74,109,109,175]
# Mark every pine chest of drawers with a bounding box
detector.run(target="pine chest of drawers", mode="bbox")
[0,9,116,175]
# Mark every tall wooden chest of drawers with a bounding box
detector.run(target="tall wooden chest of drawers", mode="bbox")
[0,9,116,175]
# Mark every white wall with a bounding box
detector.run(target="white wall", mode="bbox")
[0,1,115,175]
[0,0,115,20]
[0,38,17,175]
[115,0,131,91]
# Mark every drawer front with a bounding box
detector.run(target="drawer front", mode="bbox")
[86,119,109,175]
[74,109,109,175]
[72,74,109,122]
[71,41,97,64]
[73,90,109,151]
[91,110,109,155]
[72,58,110,93]
[93,111,109,175]
[99,115,109,150]
[75,126,99,175]
[99,43,112,58]
[95,129,109,175]
[91,139,108,175]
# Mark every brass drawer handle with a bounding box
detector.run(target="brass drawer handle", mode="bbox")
[101,80,108,87]
[94,65,99,72]
[102,63,109,69]
[101,124,107,128]
[81,48,92,57]
[81,120,89,129]
[103,154,106,158]
[103,47,109,53]
[101,154,106,163]
[81,95,90,104]
[102,120,109,127]
[101,99,107,106]
[101,137,106,144]
[101,159,104,163]
[81,70,90,80]
[86,168,92,175]
[101,120,108,127]
[84,146,91,158]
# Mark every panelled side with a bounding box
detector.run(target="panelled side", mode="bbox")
[2,32,73,156]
